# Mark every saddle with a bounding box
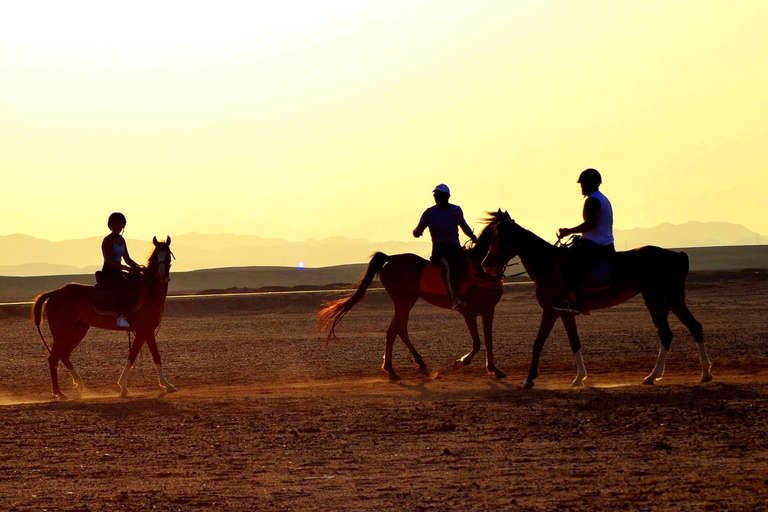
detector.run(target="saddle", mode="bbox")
[418,262,503,297]
[92,271,144,316]
[580,260,616,291]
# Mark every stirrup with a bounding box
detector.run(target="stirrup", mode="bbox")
[451,297,465,310]
[116,315,131,328]
[553,301,584,315]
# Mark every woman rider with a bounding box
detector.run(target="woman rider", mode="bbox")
[101,212,142,328]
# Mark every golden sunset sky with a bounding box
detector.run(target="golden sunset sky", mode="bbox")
[1,1,766,243]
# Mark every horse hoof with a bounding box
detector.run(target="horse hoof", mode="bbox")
[641,375,657,386]
[120,388,131,397]
[490,369,507,379]
[388,373,401,381]
[417,366,430,376]
[164,384,178,393]
[521,380,534,390]
[700,373,713,383]
[54,393,69,401]
[571,379,585,388]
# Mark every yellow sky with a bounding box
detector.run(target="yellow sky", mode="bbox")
[1,0,766,243]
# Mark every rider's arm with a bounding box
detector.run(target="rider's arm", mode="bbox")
[458,213,478,243]
[122,243,140,271]
[558,197,601,238]
[413,210,429,238]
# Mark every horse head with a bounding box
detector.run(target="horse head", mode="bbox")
[147,236,174,283]
[481,210,516,277]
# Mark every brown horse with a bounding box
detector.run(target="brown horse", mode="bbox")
[318,216,508,380]
[32,236,176,399]
[481,211,712,389]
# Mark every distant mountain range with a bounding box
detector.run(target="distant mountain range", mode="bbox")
[0,221,764,276]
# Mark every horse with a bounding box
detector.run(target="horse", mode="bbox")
[318,216,508,380]
[32,236,176,399]
[480,210,712,389]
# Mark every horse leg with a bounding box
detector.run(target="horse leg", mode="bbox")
[481,309,506,379]
[118,333,146,397]
[383,313,401,380]
[48,347,65,400]
[145,333,177,392]
[642,296,673,385]
[522,310,559,390]
[671,305,712,383]
[561,314,587,387]
[454,313,481,370]
[395,298,428,375]
[60,322,89,397]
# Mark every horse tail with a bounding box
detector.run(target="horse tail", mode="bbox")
[318,252,389,346]
[31,291,54,354]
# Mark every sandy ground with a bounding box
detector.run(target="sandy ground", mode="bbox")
[1,273,767,511]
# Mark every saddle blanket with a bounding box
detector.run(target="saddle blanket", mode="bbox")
[418,263,502,296]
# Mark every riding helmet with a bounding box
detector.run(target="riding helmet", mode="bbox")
[108,212,126,229]
[577,168,602,185]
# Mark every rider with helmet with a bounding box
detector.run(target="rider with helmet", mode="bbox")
[101,212,142,328]
[555,168,615,314]
[413,184,477,309]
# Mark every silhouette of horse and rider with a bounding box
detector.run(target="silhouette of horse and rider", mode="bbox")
[32,169,712,398]
[321,170,711,387]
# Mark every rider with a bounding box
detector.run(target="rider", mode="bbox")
[101,212,142,328]
[413,184,477,309]
[555,168,615,314]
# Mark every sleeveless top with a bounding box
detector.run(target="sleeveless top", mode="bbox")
[110,241,126,264]
[582,190,614,246]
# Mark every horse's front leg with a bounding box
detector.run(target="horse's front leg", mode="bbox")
[118,333,146,397]
[481,309,506,379]
[561,314,587,387]
[522,310,559,389]
[146,333,177,393]
[453,313,481,370]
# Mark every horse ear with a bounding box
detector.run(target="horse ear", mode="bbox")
[166,235,171,245]
[503,211,513,222]
[153,236,158,246]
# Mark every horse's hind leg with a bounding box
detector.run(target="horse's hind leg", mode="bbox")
[48,349,65,399]
[61,322,89,397]
[643,295,673,386]
[672,305,712,383]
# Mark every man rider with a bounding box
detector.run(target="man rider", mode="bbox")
[413,184,477,310]
[555,168,615,314]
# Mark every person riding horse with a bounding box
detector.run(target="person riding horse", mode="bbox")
[413,184,477,309]
[555,168,615,314]
[100,212,142,328]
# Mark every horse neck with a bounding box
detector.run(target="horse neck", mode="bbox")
[469,225,495,268]
[513,225,559,280]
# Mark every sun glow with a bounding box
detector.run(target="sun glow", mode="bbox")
[1,1,767,243]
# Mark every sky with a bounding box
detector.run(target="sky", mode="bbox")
[1,0,767,243]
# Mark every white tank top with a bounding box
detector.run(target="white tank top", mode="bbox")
[582,190,614,246]
[111,241,126,264]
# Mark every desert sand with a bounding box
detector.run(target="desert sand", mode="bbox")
[1,271,767,511]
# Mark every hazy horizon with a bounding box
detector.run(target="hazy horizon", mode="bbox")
[2,1,767,243]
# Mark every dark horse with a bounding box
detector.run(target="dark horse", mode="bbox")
[318,216,507,380]
[32,237,176,399]
[481,211,712,389]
